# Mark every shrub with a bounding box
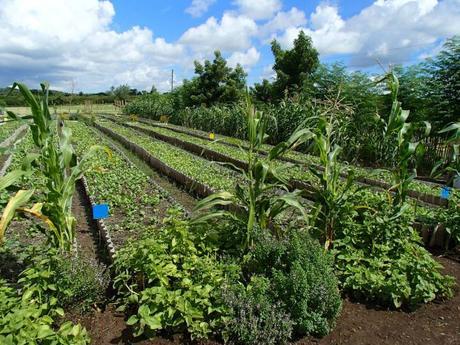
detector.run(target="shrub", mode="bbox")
[0,279,90,344]
[334,196,456,308]
[19,247,109,312]
[221,276,293,345]
[245,230,342,337]
[113,210,240,339]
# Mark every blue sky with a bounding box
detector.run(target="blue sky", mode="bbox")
[0,0,459,92]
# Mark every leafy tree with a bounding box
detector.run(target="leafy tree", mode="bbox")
[251,79,273,104]
[112,84,131,101]
[425,36,460,129]
[180,51,247,107]
[271,31,319,99]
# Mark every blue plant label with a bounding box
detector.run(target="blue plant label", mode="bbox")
[92,204,109,219]
[440,187,451,200]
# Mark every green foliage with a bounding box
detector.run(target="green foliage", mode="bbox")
[221,276,293,345]
[2,83,106,250]
[271,31,319,99]
[0,280,90,345]
[334,195,455,308]
[193,99,308,249]
[176,51,247,107]
[123,93,174,120]
[113,210,239,339]
[17,246,109,312]
[425,36,460,129]
[245,230,342,337]
[378,73,430,207]
[112,84,131,101]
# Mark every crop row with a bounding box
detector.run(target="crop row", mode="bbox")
[94,118,448,236]
[95,119,243,193]
[132,117,442,198]
[68,121,179,249]
[122,120,445,208]
[0,121,22,144]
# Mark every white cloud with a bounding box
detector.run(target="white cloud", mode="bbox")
[0,0,184,91]
[227,47,260,69]
[260,7,307,37]
[233,0,282,20]
[179,13,258,53]
[274,0,460,68]
[185,0,216,18]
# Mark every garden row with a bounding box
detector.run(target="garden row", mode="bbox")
[0,120,24,145]
[91,118,450,247]
[122,119,446,207]
[68,121,183,250]
[107,114,445,204]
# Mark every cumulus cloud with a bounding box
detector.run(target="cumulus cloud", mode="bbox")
[179,13,258,53]
[233,0,282,20]
[275,0,460,68]
[185,0,216,18]
[259,7,307,37]
[227,47,261,69]
[0,0,184,91]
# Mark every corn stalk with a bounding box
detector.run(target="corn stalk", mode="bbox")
[0,83,106,251]
[192,98,309,250]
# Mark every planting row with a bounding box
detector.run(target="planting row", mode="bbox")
[95,119,243,193]
[125,120,445,206]
[93,118,453,247]
[67,121,181,249]
[0,120,23,144]
[131,116,444,199]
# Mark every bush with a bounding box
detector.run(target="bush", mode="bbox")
[222,276,293,345]
[245,230,342,337]
[0,279,90,344]
[19,247,109,312]
[334,196,456,308]
[113,210,240,339]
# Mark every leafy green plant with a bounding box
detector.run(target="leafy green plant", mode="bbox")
[245,230,342,337]
[378,73,431,207]
[221,276,293,345]
[1,83,106,250]
[0,279,90,344]
[193,98,309,250]
[334,193,455,308]
[302,111,357,249]
[17,245,109,312]
[113,209,239,339]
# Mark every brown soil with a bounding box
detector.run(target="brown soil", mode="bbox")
[73,181,111,264]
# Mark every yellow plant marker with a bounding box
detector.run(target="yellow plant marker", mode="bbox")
[209,132,215,140]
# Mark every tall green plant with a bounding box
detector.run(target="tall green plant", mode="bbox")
[0,83,106,250]
[306,115,356,250]
[193,99,309,250]
[379,73,430,207]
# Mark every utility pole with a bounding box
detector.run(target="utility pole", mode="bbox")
[171,69,174,92]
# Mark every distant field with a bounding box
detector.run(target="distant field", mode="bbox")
[6,103,121,116]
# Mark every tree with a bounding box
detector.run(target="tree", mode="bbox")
[425,36,460,129]
[251,79,273,104]
[112,84,131,101]
[271,31,319,99]
[180,51,247,107]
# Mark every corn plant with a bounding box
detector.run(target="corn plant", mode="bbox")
[379,73,430,207]
[0,82,106,251]
[193,98,309,250]
[305,115,357,250]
